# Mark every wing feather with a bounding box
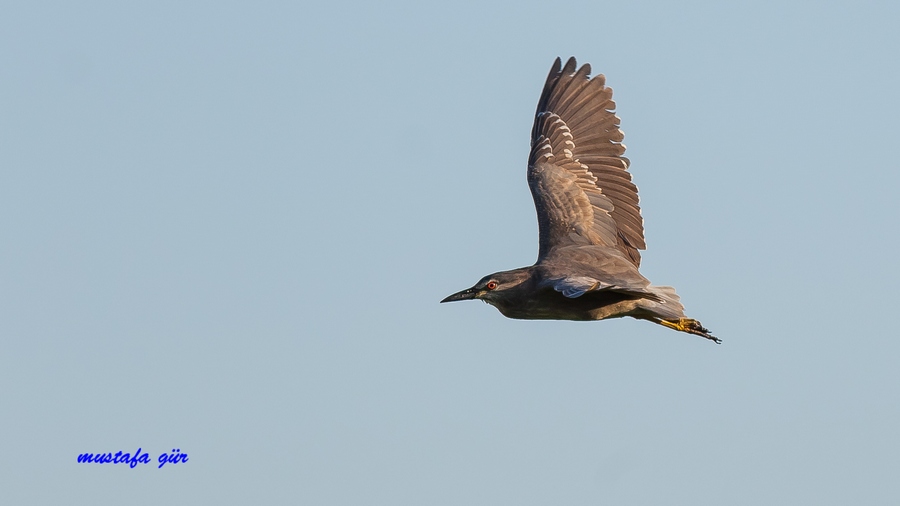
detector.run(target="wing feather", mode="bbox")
[528,57,646,265]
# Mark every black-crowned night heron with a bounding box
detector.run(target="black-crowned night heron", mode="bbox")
[441,57,719,343]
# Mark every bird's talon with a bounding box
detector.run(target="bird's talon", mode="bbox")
[660,318,719,343]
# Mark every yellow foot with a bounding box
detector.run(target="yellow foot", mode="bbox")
[659,318,721,344]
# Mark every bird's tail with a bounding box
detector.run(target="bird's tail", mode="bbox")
[645,285,686,320]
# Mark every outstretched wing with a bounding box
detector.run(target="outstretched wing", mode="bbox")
[528,57,645,266]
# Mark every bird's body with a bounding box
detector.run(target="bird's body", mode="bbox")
[442,57,718,343]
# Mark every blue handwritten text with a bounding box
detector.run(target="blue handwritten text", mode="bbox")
[157,448,188,468]
[76,448,188,469]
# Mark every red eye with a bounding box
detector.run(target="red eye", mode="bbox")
[486,281,498,290]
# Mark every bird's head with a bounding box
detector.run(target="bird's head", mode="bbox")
[440,268,532,305]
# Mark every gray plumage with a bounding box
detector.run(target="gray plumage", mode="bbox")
[441,57,718,343]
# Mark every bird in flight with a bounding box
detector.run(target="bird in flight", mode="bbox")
[441,57,718,343]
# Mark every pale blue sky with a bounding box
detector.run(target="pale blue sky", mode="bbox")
[2,1,899,504]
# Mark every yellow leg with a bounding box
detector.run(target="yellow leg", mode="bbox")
[658,318,720,343]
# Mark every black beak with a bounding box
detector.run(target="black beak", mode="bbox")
[440,287,479,303]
